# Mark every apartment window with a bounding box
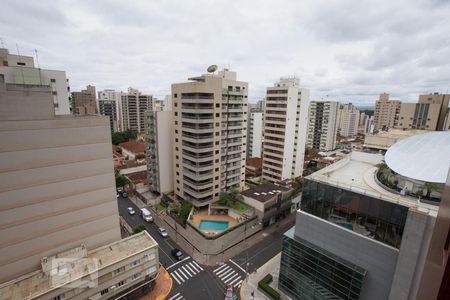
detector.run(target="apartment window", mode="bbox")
[174,93,178,98]
[176,147,178,151]
[175,138,178,142]
[215,176,219,180]
[216,122,220,126]
[176,155,179,159]
[216,113,220,117]
[175,112,178,116]
[177,180,180,184]
[132,272,142,280]
[215,159,219,163]
[175,121,178,125]
[215,193,219,197]
[215,185,219,188]
[52,295,65,300]
[215,150,219,154]
[50,78,56,83]
[113,266,125,275]
[216,103,220,108]
[215,132,219,136]
[110,280,125,290]
[176,172,179,176]
[176,164,179,168]
[175,130,178,134]
[215,141,219,145]
[130,260,139,267]
[215,168,219,172]
[100,289,109,295]
[174,102,178,107]
[177,187,180,191]
[52,91,57,95]
[17,62,26,66]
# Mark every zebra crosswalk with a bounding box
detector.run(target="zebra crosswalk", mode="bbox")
[213,262,243,289]
[169,259,204,285]
[167,292,185,300]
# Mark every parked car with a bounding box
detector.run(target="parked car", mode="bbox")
[140,208,153,222]
[171,248,184,261]
[158,227,168,237]
[127,207,135,215]
[116,193,119,198]
[122,192,128,198]
[224,284,237,300]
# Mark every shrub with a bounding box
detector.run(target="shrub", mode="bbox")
[132,224,146,234]
[258,274,280,300]
[176,200,192,226]
[115,174,128,188]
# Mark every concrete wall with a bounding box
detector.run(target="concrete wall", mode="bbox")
[156,111,174,194]
[0,116,121,283]
[294,210,399,300]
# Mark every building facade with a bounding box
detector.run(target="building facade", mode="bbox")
[145,111,174,194]
[122,88,153,133]
[364,115,374,134]
[0,232,159,300]
[0,48,71,115]
[278,152,437,300]
[339,103,360,137]
[98,89,122,132]
[172,69,248,207]
[0,81,121,284]
[71,85,97,115]
[396,93,450,131]
[262,78,310,183]
[247,111,263,158]
[306,101,339,151]
[373,93,401,131]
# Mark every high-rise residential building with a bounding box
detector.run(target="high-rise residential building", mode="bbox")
[145,110,174,194]
[365,115,375,134]
[0,79,121,283]
[71,84,97,115]
[373,93,401,131]
[247,111,263,158]
[262,78,310,183]
[121,87,153,133]
[172,69,248,207]
[152,98,165,112]
[306,100,339,151]
[339,103,360,137]
[0,47,70,115]
[278,151,438,300]
[98,89,122,132]
[396,93,450,131]
[443,108,450,131]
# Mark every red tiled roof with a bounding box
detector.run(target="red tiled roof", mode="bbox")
[246,157,262,168]
[118,141,145,154]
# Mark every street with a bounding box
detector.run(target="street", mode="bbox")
[117,196,294,300]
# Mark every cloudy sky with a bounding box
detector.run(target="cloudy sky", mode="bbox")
[1,0,449,104]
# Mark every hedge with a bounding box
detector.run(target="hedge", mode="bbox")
[258,274,280,300]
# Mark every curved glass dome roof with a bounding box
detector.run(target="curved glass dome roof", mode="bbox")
[385,131,450,183]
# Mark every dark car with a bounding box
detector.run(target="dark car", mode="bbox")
[171,248,184,261]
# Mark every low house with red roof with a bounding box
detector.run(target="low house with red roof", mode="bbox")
[118,141,145,160]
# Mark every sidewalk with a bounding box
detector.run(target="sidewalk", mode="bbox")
[240,253,291,300]
[140,266,172,300]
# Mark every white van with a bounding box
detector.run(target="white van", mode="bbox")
[141,208,153,222]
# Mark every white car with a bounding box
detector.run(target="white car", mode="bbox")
[127,207,135,215]
[158,227,168,237]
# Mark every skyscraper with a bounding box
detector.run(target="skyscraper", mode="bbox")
[339,103,360,137]
[373,93,401,131]
[306,100,339,151]
[71,85,97,115]
[262,77,310,183]
[98,89,122,132]
[247,111,263,158]
[121,87,153,133]
[172,69,247,207]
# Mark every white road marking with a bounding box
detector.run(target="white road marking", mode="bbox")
[170,272,181,285]
[174,296,184,300]
[189,261,201,273]
[178,268,189,280]
[221,270,236,281]
[173,270,185,283]
[213,263,228,273]
[228,275,242,286]
[224,273,240,284]
[167,256,191,270]
[229,259,246,273]
[216,265,231,276]
[181,265,191,277]
[185,263,196,275]
[234,280,242,288]
[192,261,204,271]
[168,292,181,300]
[219,268,234,279]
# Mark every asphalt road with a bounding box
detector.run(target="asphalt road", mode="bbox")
[117,196,293,299]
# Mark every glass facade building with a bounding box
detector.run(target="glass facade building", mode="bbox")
[301,179,408,248]
[279,228,366,300]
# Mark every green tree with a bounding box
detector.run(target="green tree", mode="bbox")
[111,129,138,145]
[177,200,192,225]
[115,174,128,188]
[422,182,440,199]
[132,224,146,234]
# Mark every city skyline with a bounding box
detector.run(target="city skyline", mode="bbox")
[1,0,449,104]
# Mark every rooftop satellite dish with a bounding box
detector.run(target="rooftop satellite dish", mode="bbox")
[207,65,218,73]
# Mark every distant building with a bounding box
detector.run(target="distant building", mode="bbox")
[262,77,310,183]
[365,115,375,134]
[444,108,450,131]
[373,93,401,131]
[339,103,360,137]
[0,47,71,115]
[245,157,263,177]
[172,69,247,207]
[98,89,122,132]
[72,85,97,115]
[363,128,427,151]
[306,100,339,151]
[0,232,159,300]
[396,93,450,131]
[145,110,174,194]
[122,88,153,133]
[0,79,121,284]
[247,111,263,158]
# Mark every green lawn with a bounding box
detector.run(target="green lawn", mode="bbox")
[156,203,166,212]
[229,201,251,213]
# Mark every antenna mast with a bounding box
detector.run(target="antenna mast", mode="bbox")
[16,43,25,84]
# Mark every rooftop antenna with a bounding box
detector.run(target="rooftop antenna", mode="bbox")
[34,49,43,85]
[16,43,25,84]
[207,64,218,73]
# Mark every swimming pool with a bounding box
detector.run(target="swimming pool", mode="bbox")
[199,220,229,231]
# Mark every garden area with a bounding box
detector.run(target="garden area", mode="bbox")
[217,189,251,213]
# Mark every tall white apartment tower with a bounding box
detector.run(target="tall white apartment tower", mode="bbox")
[98,89,122,132]
[172,69,248,207]
[262,78,310,183]
[121,87,153,133]
[339,103,360,137]
[306,101,339,151]
[247,111,263,158]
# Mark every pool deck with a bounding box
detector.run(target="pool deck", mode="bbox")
[190,209,237,235]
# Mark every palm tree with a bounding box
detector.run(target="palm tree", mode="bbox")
[422,182,440,199]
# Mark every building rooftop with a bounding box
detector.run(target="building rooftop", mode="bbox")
[385,131,450,183]
[246,157,262,169]
[307,151,438,217]
[364,129,428,150]
[241,182,291,203]
[0,232,157,300]
[118,141,145,154]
